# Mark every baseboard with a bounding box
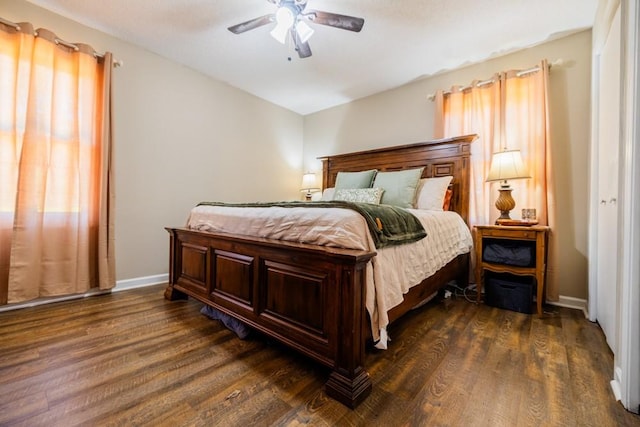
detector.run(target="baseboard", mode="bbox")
[0,273,168,313]
[547,295,589,318]
[611,380,623,401]
[113,273,168,292]
[611,366,623,402]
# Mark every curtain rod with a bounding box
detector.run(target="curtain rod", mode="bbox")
[0,16,122,67]
[426,59,563,101]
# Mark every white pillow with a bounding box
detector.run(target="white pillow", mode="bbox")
[334,188,384,204]
[415,176,453,210]
[320,187,335,201]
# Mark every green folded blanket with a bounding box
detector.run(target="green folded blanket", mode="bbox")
[196,201,426,249]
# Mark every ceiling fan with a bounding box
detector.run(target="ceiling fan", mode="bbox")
[227,0,365,59]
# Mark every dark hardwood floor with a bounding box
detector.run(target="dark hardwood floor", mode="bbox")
[0,285,638,426]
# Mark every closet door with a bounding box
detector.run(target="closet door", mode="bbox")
[595,5,621,354]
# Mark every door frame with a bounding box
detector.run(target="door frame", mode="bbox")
[614,0,640,413]
[590,0,640,413]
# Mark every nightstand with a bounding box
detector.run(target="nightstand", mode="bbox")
[474,225,550,316]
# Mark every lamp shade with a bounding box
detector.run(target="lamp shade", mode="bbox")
[296,20,314,43]
[486,149,531,183]
[300,172,320,191]
[301,172,320,201]
[270,7,295,44]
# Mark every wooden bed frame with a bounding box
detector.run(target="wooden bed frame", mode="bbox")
[165,134,476,408]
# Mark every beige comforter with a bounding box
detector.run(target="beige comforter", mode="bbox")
[188,205,472,347]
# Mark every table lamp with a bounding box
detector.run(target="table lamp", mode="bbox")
[486,149,530,223]
[300,172,320,201]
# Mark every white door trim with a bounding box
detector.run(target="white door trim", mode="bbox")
[588,54,599,323]
[614,0,640,413]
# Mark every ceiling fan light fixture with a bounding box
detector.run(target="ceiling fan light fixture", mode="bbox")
[295,20,314,43]
[229,0,365,59]
[270,6,295,44]
[275,6,295,27]
[270,23,289,44]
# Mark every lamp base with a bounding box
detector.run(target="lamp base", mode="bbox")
[494,186,516,224]
[496,210,513,221]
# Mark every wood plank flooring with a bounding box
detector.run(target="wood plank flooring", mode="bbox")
[0,285,638,426]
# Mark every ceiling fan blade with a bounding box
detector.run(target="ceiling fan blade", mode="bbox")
[304,10,364,32]
[291,27,312,58]
[228,14,274,34]
[296,41,312,58]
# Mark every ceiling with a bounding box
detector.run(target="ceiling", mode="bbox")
[25,0,598,115]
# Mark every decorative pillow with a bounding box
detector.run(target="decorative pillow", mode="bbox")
[372,168,424,208]
[321,187,335,201]
[334,188,384,204]
[442,188,453,211]
[415,176,453,210]
[334,169,377,190]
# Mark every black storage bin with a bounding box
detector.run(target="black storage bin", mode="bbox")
[483,240,535,267]
[485,272,535,314]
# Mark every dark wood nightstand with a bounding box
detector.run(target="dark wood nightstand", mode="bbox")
[474,225,550,316]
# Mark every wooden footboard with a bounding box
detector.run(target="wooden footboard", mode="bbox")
[165,227,376,408]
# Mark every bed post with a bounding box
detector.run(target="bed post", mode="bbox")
[457,252,470,289]
[325,261,372,408]
[164,228,188,301]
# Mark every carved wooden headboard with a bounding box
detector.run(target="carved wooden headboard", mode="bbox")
[318,134,477,225]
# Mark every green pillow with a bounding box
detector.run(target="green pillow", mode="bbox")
[373,168,424,208]
[334,169,377,190]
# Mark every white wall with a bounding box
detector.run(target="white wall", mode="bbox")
[304,31,593,300]
[1,0,304,282]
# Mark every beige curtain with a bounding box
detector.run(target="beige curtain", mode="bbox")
[434,60,558,300]
[0,21,115,304]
